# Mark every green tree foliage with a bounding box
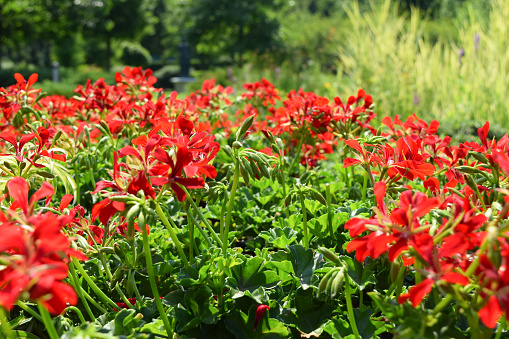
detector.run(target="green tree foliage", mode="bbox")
[0,0,73,69]
[72,0,154,69]
[184,0,282,67]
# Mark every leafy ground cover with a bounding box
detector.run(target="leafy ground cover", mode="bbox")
[0,68,508,338]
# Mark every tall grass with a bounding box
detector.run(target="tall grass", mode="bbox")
[336,0,509,129]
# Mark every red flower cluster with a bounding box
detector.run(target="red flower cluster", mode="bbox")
[0,177,86,315]
[343,118,509,328]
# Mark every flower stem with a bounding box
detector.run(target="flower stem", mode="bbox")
[325,184,334,242]
[361,168,368,203]
[64,306,86,325]
[219,191,227,238]
[154,203,189,267]
[187,208,194,264]
[298,189,309,250]
[495,316,506,339]
[432,294,453,315]
[71,257,118,311]
[98,253,134,309]
[287,133,305,176]
[344,274,360,338]
[139,211,173,336]
[15,301,43,323]
[0,307,14,339]
[37,302,59,339]
[182,188,223,248]
[187,210,213,248]
[224,160,240,257]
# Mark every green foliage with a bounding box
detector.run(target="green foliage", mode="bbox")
[120,42,153,68]
[335,0,509,125]
[185,0,281,65]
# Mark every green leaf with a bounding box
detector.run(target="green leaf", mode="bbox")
[279,294,334,334]
[113,309,135,335]
[11,331,41,339]
[228,256,280,296]
[340,255,376,290]
[259,227,297,249]
[288,244,323,288]
[225,306,289,338]
[304,199,324,215]
[287,214,303,230]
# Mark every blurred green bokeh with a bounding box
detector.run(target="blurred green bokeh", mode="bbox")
[0,0,504,136]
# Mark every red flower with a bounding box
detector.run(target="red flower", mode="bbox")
[150,145,206,201]
[0,179,86,315]
[254,304,270,330]
[7,177,54,218]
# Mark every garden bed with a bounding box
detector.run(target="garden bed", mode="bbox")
[0,68,507,338]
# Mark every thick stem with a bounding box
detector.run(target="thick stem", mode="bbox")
[73,162,80,205]
[98,253,133,309]
[154,203,189,267]
[361,167,368,203]
[224,160,241,257]
[37,303,59,339]
[187,209,194,264]
[432,294,453,315]
[187,211,213,248]
[219,191,228,238]
[326,184,334,242]
[344,275,360,338]
[71,257,118,311]
[495,316,506,339]
[182,187,223,248]
[140,212,173,336]
[15,301,43,323]
[64,306,86,325]
[298,189,309,250]
[69,262,96,321]
[287,133,305,177]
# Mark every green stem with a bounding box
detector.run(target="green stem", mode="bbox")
[71,257,118,311]
[140,212,173,336]
[15,301,43,323]
[187,209,194,264]
[219,191,228,239]
[465,237,490,277]
[64,306,86,325]
[129,270,143,303]
[182,187,223,248]
[361,167,368,203]
[224,160,241,257]
[325,184,334,242]
[279,157,291,219]
[344,275,360,338]
[37,303,59,339]
[432,294,453,315]
[287,133,305,176]
[414,257,423,284]
[73,162,81,205]
[495,316,506,339]
[98,253,134,309]
[187,211,213,248]
[87,154,96,186]
[0,307,14,339]
[388,263,407,298]
[154,203,189,267]
[81,285,107,313]
[298,189,309,250]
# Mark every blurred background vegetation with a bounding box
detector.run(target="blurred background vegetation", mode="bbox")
[0,0,506,134]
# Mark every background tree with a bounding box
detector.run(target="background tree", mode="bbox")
[73,0,154,70]
[185,0,282,68]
